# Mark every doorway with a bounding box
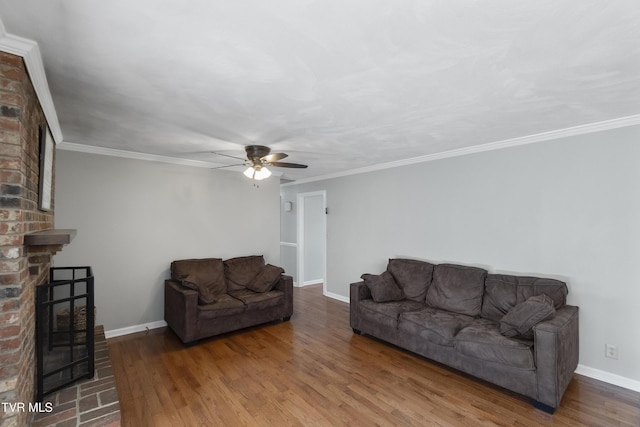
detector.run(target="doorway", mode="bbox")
[296,191,327,294]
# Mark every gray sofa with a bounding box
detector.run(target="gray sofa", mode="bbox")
[350,258,579,413]
[165,255,293,344]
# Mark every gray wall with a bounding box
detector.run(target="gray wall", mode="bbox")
[53,150,281,333]
[280,126,640,385]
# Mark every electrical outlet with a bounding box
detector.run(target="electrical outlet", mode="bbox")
[605,344,618,359]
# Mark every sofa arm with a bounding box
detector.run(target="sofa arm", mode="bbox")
[164,279,199,343]
[351,281,371,301]
[350,281,371,332]
[274,274,294,319]
[533,305,579,410]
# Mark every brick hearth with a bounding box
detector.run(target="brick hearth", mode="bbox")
[32,326,121,427]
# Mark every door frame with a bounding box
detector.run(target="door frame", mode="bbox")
[296,190,327,294]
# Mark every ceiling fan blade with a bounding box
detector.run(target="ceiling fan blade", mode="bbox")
[269,161,308,169]
[261,152,288,162]
[211,152,247,162]
[212,163,247,169]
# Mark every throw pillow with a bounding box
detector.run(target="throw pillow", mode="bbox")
[386,258,434,302]
[173,274,196,290]
[183,278,217,304]
[500,294,556,339]
[246,264,284,293]
[171,258,226,304]
[481,274,568,322]
[361,271,404,303]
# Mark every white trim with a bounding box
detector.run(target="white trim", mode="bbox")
[57,141,223,168]
[294,280,321,288]
[576,364,640,393]
[280,241,297,248]
[0,19,63,144]
[323,290,349,304]
[104,320,167,339]
[282,114,640,187]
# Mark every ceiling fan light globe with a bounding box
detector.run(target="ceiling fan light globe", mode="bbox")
[254,166,271,180]
[243,167,255,179]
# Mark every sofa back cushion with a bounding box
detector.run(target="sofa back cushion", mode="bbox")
[224,255,266,290]
[426,264,487,317]
[386,258,435,302]
[481,274,568,322]
[171,258,227,304]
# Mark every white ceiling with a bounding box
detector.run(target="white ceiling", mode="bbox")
[1,1,639,182]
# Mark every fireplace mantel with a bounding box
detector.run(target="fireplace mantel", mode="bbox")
[24,229,77,246]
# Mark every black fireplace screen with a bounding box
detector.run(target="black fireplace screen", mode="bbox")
[35,266,95,401]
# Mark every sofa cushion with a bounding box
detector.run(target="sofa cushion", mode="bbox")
[246,264,284,293]
[500,294,556,339]
[197,293,246,318]
[171,258,227,304]
[386,258,435,302]
[361,271,404,302]
[398,308,474,347]
[228,289,285,311]
[455,319,535,370]
[224,255,266,291]
[481,274,568,322]
[426,264,487,317]
[358,299,425,330]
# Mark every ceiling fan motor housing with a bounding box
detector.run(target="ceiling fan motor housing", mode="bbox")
[245,145,271,165]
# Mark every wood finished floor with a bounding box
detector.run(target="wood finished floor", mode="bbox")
[108,285,640,426]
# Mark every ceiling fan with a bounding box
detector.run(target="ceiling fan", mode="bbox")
[214,145,307,180]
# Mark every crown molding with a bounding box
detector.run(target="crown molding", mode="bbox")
[60,114,640,182]
[282,114,640,187]
[0,18,63,144]
[57,141,221,168]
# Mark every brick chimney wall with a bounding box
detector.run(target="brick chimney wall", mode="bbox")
[1,51,55,427]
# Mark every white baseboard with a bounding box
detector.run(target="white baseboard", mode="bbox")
[576,364,640,392]
[105,320,167,339]
[295,279,323,288]
[323,290,349,304]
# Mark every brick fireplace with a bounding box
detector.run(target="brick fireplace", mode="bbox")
[0,50,58,427]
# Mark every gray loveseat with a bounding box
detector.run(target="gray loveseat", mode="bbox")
[165,255,293,344]
[350,258,579,413]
